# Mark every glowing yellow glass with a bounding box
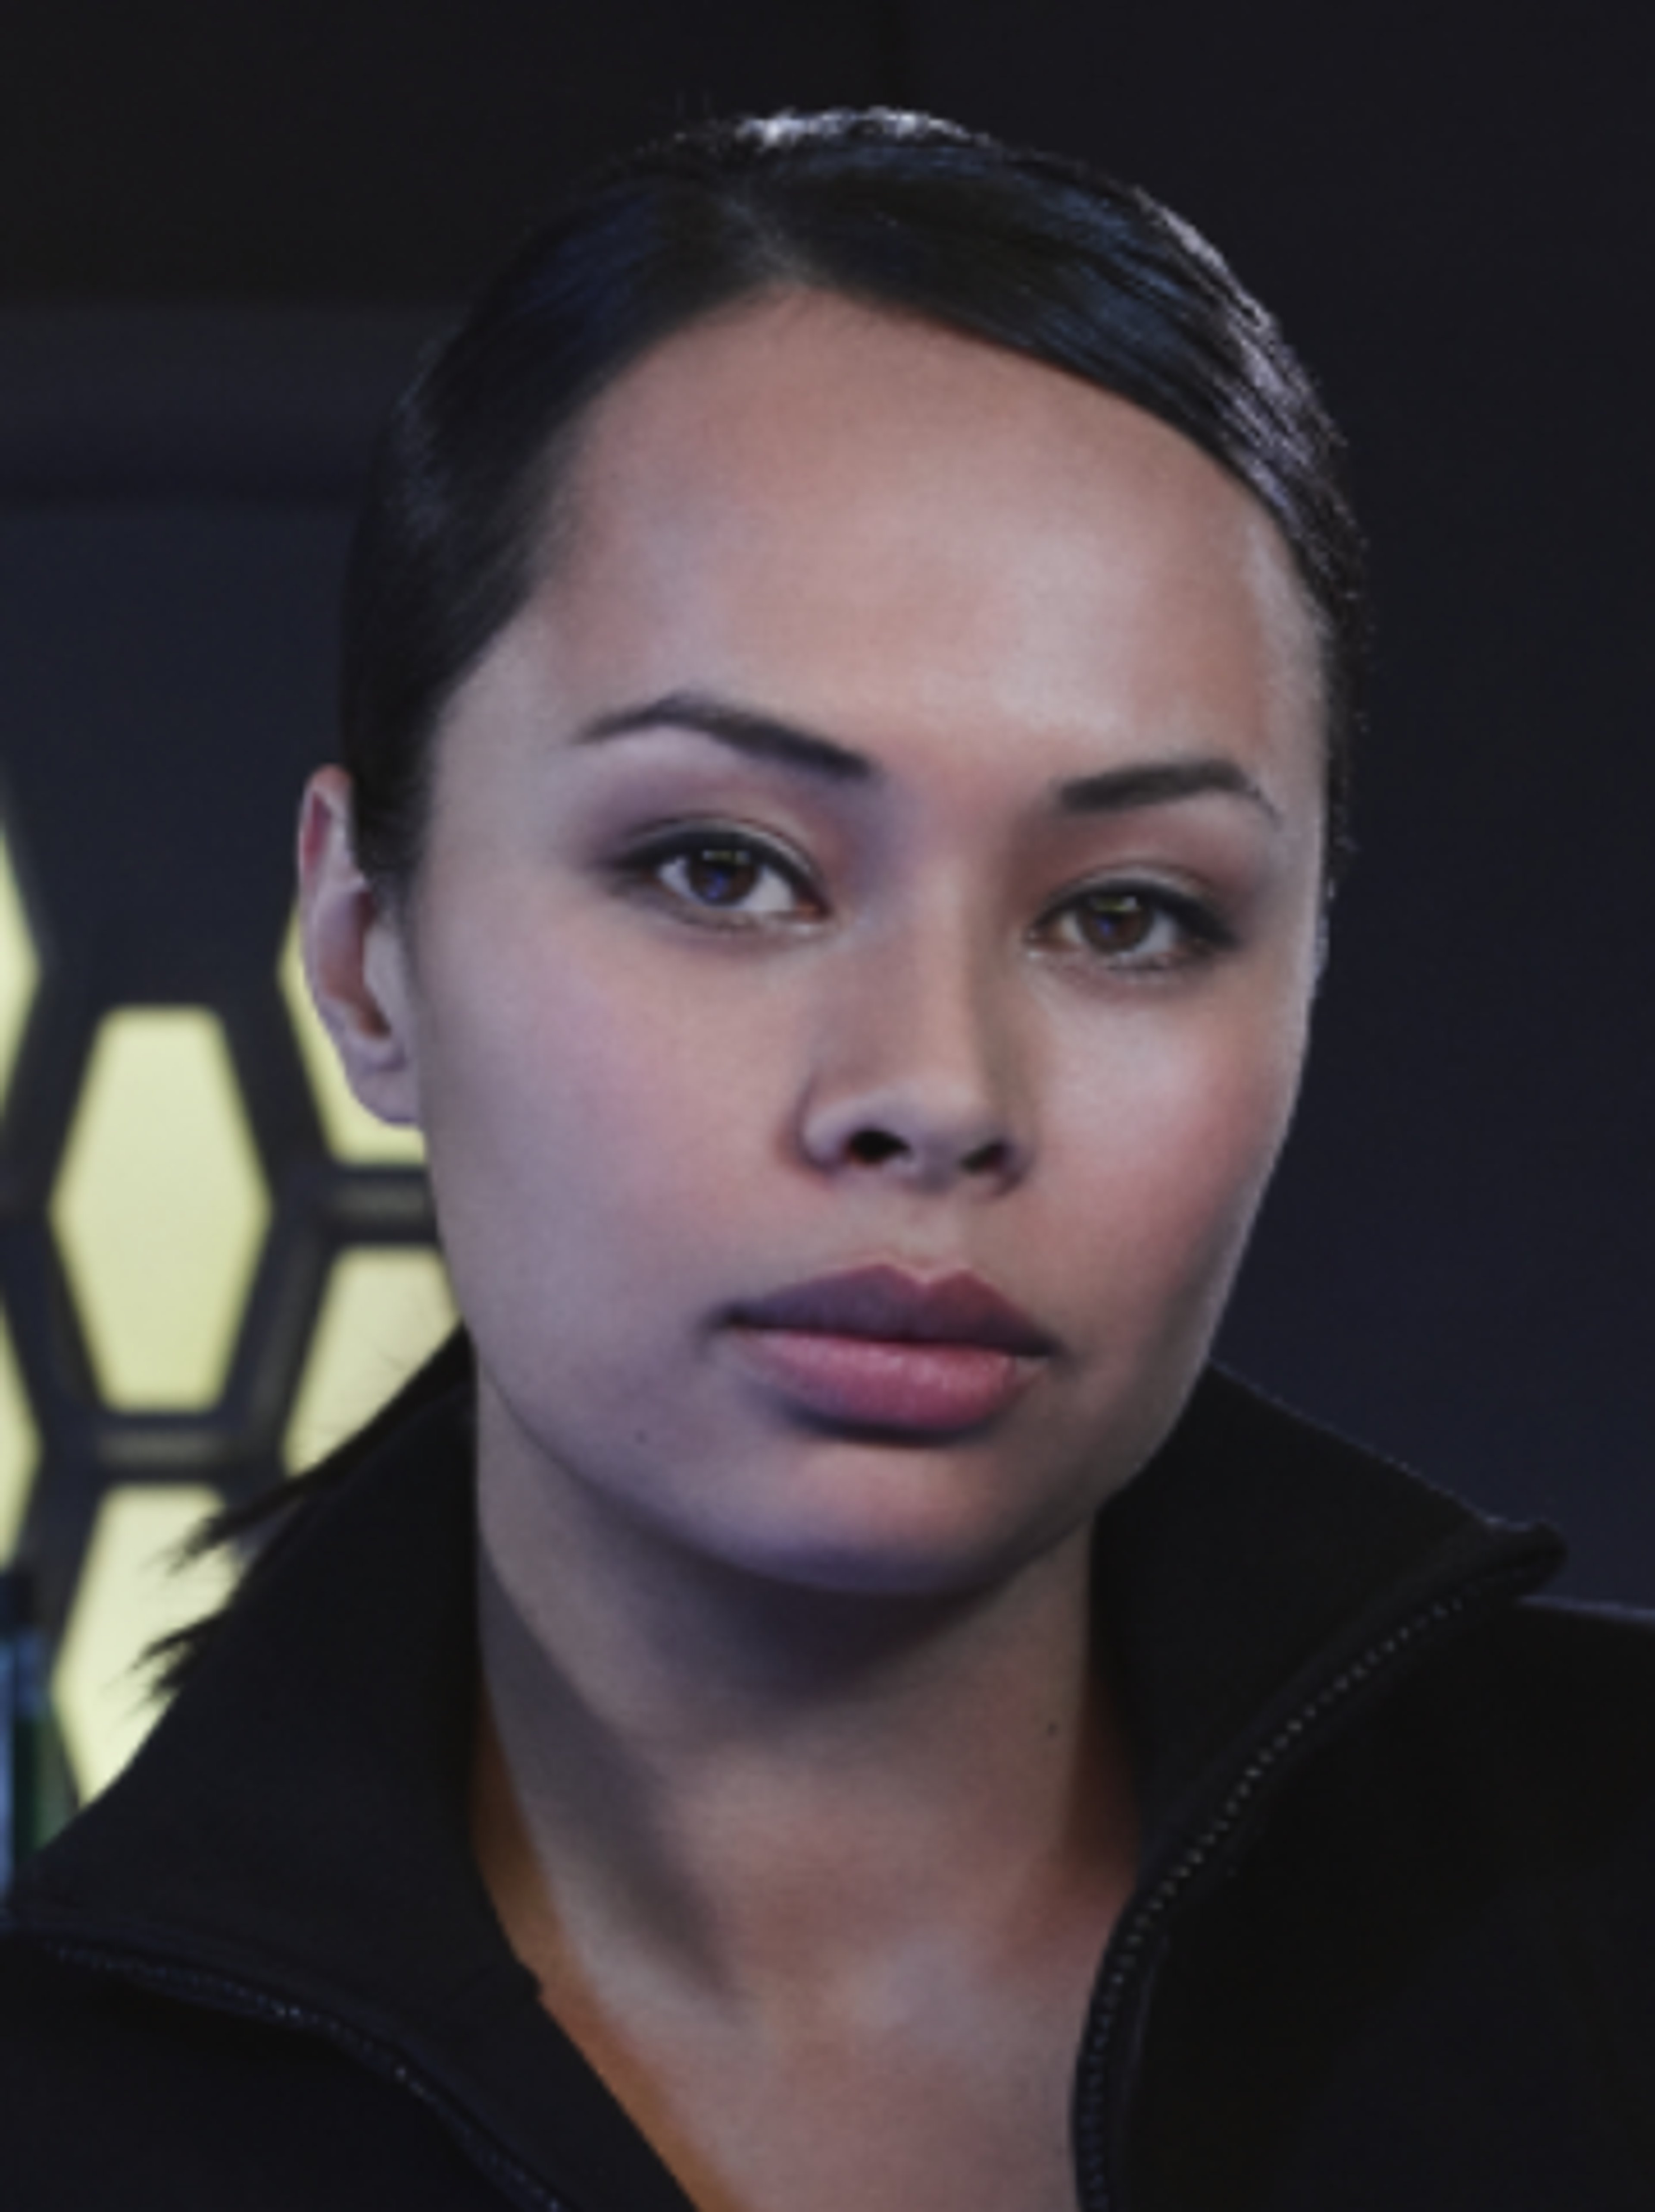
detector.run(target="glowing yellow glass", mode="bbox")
[0,820,40,1109]
[0,1306,37,1562]
[52,1483,238,1799]
[51,1008,270,1408]
[278,911,425,1164]
[284,1246,457,1471]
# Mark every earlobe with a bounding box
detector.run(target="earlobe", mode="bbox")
[296,767,422,1128]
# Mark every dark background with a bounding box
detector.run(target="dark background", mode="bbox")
[1,0,1651,1625]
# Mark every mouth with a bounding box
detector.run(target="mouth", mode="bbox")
[723,1264,1058,1436]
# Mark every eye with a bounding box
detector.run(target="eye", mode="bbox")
[620,827,823,926]
[1038,882,1232,971]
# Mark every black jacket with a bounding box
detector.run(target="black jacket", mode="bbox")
[3,1366,1654,2210]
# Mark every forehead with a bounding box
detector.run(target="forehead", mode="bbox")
[508,292,1323,795]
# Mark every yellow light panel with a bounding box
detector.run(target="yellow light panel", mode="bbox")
[51,1008,270,1409]
[52,1483,238,1799]
[0,1306,38,1562]
[278,910,425,1164]
[0,820,40,1108]
[284,1246,457,1471]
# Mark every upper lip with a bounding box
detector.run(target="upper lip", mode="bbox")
[729,1264,1059,1357]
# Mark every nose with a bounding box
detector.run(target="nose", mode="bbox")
[796,923,1030,1194]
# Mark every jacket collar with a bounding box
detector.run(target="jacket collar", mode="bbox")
[1091,1372,1562,1853]
[6,1366,1563,2208]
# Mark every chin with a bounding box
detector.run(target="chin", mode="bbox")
[688,1440,1102,1606]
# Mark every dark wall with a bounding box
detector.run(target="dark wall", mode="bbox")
[1,2,1651,1608]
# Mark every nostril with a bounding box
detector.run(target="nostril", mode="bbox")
[846,1127,908,1166]
[962,1138,1011,1177]
[840,1126,1012,1176]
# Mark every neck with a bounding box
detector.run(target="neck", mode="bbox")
[469,1405,1137,2011]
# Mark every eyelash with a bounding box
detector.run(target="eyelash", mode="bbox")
[614,825,1234,972]
[1032,880,1236,972]
[613,825,824,929]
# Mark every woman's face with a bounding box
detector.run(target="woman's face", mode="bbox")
[343,292,1327,1598]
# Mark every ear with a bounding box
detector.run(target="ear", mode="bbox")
[296,767,422,1128]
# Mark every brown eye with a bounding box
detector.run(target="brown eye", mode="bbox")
[680,845,762,906]
[1071,890,1157,955]
[642,832,816,922]
[1040,881,1231,972]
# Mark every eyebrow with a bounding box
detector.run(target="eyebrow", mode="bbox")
[1055,757,1283,827]
[573,690,875,782]
[574,687,1281,826]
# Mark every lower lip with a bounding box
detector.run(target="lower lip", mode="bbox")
[728,1327,1037,1433]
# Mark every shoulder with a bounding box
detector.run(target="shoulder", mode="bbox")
[0,1930,500,2207]
[1429,1590,1655,1771]
[1294,1588,1655,1955]
[1455,1594,1655,1837]
[1499,1589,1655,1684]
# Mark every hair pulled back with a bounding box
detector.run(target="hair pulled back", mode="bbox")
[341,108,1366,894]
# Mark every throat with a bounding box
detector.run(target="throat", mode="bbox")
[468,1494,1136,2212]
[477,1713,1125,2212]
[470,1515,1137,1984]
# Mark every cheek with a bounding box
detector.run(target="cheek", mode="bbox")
[1051,993,1309,1319]
[413,916,793,1315]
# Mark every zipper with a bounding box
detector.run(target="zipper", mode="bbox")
[31,1933,581,2212]
[1071,1552,1556,2212]
[16,1549,1555,2212]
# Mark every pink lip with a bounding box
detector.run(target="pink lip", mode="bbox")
[724,1265,1057,1435]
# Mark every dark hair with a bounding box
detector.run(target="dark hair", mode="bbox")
[343,108,1366,894]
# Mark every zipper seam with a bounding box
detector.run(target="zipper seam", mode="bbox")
[1073,1554,1553,2212]
[16,1553,1551,2212]
[32,1935,579,2212]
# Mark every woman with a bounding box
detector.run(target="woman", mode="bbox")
[3,110,1652,2212]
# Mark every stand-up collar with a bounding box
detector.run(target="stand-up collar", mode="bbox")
[1091,1373,1562,1853]
[6,1367,1562,2211]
